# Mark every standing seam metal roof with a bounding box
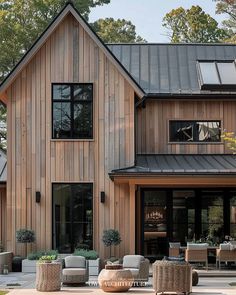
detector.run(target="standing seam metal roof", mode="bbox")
[108,44,236,95]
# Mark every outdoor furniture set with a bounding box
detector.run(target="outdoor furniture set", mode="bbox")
[169,241,236,270]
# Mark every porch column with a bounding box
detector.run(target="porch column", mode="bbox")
[129,183,136,254]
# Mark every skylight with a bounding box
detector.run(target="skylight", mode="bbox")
[198,61,236,90]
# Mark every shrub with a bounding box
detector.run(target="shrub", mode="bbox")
[16,229,35,243]
[76,243,90,250]
[73,249,98,260]
[27,250,58,260]
[102,229,122,258]
[38,255,57,263]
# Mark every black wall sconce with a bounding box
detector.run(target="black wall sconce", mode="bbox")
[36,191,41,203]
[100,191,105,203]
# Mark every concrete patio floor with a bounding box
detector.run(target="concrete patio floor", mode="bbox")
[0,273,236,295]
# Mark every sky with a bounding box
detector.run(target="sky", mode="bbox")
[89,0,226,42]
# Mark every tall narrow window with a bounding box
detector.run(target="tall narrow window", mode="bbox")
[53,183,93,253]
[52,84,93,139]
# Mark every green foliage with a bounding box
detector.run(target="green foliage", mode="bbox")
[92,18,146,43]
[221,131,236,153]
[38,255,57,263]
[102,229,122,247]
[215,0,236,42]
[0,291,9,295]
[16,229,35,243]
[75,243,90,250]
[0,104,6,152]
[73,249,98,260]
[163,5,229,43]
[27,250,58,260]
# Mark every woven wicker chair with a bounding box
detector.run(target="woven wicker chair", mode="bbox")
[122,255,149,283]
[185,243,208,270]
[169,242,181,257]
[216,243,236,269]
[62,256,89,284]
[153,260,192,294]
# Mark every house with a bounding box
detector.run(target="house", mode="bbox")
[0,2,236,259]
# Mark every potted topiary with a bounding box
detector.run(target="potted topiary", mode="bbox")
[102,229,122,260]
[16,228,35,258]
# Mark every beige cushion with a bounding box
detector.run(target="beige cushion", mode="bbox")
[62,268,86,276]
[187,243,208,250]
[65,256,86,268]
[123,268,139,277]
[169,242,181,248]
[123,255,144,269]
[220,243,231,250]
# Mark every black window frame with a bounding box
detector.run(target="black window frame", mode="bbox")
[52,182,93,253]
[169,120,221,143]
[52,83,93,139]
[197,60,236,91]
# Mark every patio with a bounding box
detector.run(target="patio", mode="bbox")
[1,272,236,295]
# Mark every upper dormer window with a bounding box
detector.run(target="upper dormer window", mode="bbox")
[198,61,236,90]
[52,83,93,139]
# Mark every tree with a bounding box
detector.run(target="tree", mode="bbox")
[102,229,122,258]
[221,131,236,153]
[92,18,146,43]
[163,5,229,43]
[214,0,236,42]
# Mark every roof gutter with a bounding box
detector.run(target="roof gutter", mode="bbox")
[136,93,236,108]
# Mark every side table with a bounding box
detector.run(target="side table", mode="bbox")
[36,262,61,292]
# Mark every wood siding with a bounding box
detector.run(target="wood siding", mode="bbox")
[136,100,235,154]
[6,14,135,257]
[0,187,6,249]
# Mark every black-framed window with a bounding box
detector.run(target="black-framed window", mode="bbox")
[169,120,221,143]
[52,183,93,253]
[198,61,236,90]
[52,84,93,139]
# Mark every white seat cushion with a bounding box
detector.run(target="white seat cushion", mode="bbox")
[187,243,208,250]
[62,268,86,276]
[123,268,139,277]
[65,256,86,268]
[169,242,181,248]
[229,241,236,250]
[123,255,144,269]
[220,243,231,250]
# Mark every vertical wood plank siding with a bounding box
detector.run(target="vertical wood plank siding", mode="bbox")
[6,15,135,257]
[136,100,234,154]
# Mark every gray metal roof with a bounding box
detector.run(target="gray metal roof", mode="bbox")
[108,44,236,95]
[110,154,236,176]
[0,150,6,182]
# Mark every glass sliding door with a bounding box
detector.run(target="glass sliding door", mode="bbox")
[230,192,236,239]
[142,190,168,259]
[53,183,93,253]
[172,190,195,243]
[201,191,224,243]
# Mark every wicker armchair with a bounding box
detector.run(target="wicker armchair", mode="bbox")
[122,255,149,283]
[153,260,192,295]
[185,243,208,270]
[62,256,89,284]
[216,243,236,269]
[169,242,181,257]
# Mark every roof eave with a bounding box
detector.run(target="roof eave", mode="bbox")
[0,3,145,100]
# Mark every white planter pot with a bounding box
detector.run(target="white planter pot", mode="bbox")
[22,259,37,273]
[88,258,101,276]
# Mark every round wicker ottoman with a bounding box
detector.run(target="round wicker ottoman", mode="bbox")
[98,269,134,292]
[36,262,61,292]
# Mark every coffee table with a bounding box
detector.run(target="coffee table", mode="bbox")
[98,268,134,292]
